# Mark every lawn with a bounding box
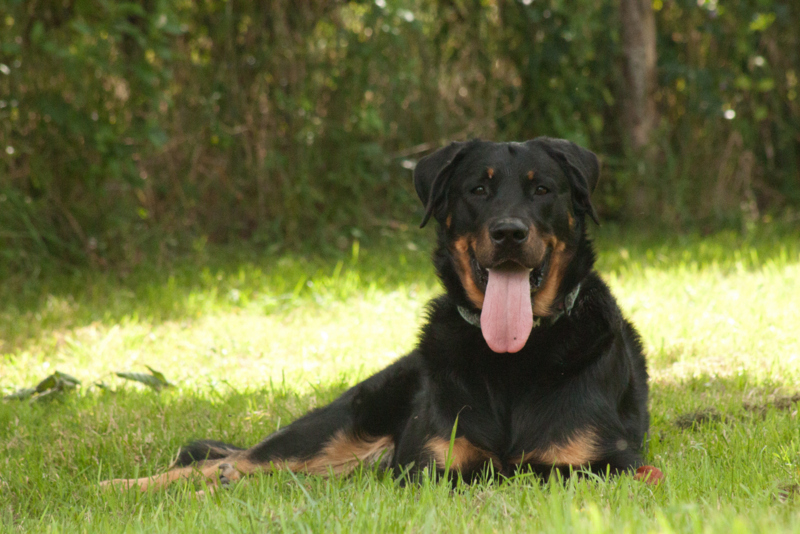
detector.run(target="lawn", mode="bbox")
[1,223,799,533]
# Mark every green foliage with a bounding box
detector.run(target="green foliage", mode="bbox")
[1,0,798,270]
[653,0,800,225]
[0,0,177,266]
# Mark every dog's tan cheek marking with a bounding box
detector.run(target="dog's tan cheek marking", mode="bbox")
[425,436,501,472]
[532,238,570,317]
[520,429,598,466]
[446,214,452,229]
[567,212,575,230]
[452,235,485,308]
[473,226,497,270]
[281,432,394,475]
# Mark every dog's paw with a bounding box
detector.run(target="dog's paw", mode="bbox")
[633,465,664,485]
[194,464,245,498]
[217,462,243,486]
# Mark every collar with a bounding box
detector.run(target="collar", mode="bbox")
[457,283,582,330]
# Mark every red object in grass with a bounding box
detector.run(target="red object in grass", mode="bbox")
[634,465,664,485]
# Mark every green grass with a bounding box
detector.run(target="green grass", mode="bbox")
[2,224,800,533]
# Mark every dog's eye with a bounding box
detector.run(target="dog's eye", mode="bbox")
[534,186,549,196]
[471,185,487,196]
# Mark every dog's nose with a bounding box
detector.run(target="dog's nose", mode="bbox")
[489,218,529,245]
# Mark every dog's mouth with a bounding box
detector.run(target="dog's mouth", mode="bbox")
[470,253,550,294]
[468,249,552,355]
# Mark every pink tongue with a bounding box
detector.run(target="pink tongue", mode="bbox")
[480,267,533,353]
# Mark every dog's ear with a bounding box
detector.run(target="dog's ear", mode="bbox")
[414,141,472,228]
[528,137,600,225]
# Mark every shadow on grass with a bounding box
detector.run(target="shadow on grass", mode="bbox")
[0,232,440,351]
[0,379,353,485]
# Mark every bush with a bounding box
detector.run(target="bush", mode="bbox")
[1,0,797,271]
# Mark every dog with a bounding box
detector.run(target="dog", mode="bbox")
[103,137,661,491]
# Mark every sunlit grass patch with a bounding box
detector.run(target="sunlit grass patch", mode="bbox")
[594,228,800,384]
[1,225,799,532]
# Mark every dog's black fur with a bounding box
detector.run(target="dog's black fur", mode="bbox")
[106,137,649,490]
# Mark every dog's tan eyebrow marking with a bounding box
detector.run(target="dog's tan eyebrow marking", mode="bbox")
[486,168,494,179]
[527,170,535,180]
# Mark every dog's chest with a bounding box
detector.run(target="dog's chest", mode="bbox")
[451,386,598,472]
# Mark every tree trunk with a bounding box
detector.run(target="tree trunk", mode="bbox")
[619,0,657,151]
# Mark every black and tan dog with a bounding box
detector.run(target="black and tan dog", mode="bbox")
[104,137,662,491]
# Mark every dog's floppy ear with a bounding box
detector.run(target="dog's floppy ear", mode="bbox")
[528,137,601,225]
[414,141,472,228]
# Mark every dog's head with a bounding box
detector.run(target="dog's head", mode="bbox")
[414,137,600,354]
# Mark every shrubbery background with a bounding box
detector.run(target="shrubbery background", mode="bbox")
[1,0,798,269]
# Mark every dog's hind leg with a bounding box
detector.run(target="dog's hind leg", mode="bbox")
[100,458,232,492]
[102,354,422,491]
[100,440,247,492]
[235,356,422,477]
[173,440,245,467]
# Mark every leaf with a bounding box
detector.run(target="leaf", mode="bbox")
[4,371,80,402]
[36,371,80,393]
[749,13,776,32]
[34,374,58,393]
[116,367,172,391]
[144,366,169,385]
[56,371,81,386]
[756,78,775,93]
[4,387,37,401]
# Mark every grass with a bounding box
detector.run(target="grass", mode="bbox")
[1,223,800,532]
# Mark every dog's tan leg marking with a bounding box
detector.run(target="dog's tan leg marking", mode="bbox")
[451,235,485,308]
[520,428,598,466]
[100,460,229,492]
[280,432,394,475]
[101,433,393,491]
[424,436,501,472]
[100,449,256,492]
[532,238,572,317]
